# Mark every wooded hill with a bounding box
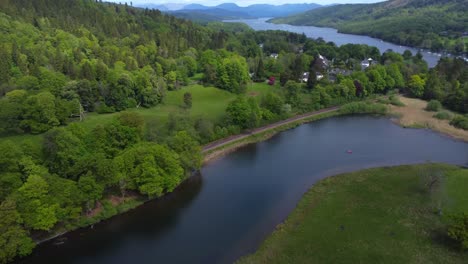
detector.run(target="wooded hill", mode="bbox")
[271,0,468,55]
[0,0,467,262]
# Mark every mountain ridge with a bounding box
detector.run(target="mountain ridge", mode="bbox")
[136,2,322,20]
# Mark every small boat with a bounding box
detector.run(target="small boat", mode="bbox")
[346,150,353,154]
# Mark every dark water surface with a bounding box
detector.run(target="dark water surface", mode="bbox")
[22,116,468,264]
[224,18,467,68]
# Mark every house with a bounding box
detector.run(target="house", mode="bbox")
[302,72,309,82]
[259,43,264,48]
[270,53,278,59]
[316,73,324,81]
[361,58,373,69]
[301,72,323,82]
[318,54,330,67]
[329,68,352,83]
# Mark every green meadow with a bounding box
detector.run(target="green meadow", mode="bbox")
[239,164,468,264]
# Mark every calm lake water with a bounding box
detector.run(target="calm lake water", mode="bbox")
[21,116,468,264]
[224,18,461,68]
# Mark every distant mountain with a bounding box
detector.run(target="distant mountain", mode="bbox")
[139,3,322,20]
[135,3,169,11]
[169,8,253,23]
[241,3,322,18]
[270,0,467,55]
[183,3,211,10]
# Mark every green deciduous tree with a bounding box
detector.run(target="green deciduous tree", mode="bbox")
[15,174,58,231]
[408,75,426,98]
[0,199,35,264]
[168,131,202,173]
[183,92,192,109]
[114,143,184,198]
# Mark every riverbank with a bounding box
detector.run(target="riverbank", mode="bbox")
[389,96,468,142]
[238,164,468,264]
[29,106,342,247]
[202,107,340,163]
[203,101,389,163]
[31,102,379,248]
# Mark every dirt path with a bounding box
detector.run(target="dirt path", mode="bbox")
[202,106,340,153]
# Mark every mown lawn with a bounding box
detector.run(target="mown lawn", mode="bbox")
[238,164,468,264]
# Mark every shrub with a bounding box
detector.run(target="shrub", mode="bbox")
[450,115,468,130]
[339,102,387,115]
[447,212,468,250]
[426,100,442,112]
[433,111,452,120]
[389,95,405,106]
[377,98,391,104]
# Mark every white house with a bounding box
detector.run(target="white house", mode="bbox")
[361,58,373,69]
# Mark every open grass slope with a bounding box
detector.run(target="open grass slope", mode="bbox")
[0,82,279,148]
[238,164,468,264]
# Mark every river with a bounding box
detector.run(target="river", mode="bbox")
[224,18,464,68]
[21,116,468,264]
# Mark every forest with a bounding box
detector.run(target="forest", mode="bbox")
[0,0,467,262]
[271,0,468,56]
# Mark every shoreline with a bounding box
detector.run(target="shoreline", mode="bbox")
[31,107,341,247]
[266,19,468,60]
[237,163,468,263]
[388,96,468,143]
[30,100,466,250]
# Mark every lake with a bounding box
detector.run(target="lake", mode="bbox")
[224,18,463,68]
[21,116,468,264]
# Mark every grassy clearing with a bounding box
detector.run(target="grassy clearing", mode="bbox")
[238,164,468,264]
[389,96,468,142]
[78,84,237,131]
[0,83,281,145]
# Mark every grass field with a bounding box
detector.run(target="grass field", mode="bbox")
[0,82,282,145]
[238,164,468,264]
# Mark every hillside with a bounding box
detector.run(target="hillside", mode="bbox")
[0,0,467,262]
[271,0,468,55]
[142,3,322,21]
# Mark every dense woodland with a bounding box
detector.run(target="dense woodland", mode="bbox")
[0,0,467,262]
[272,0,468,56]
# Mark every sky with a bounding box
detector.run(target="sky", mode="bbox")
[112,0,385,7]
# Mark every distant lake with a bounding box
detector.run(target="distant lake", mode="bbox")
[224,18,461,68]
[22,116,468,264]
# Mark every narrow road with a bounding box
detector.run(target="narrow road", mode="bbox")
[202,106,340,153]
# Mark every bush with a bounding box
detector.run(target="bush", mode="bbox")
[426,100,442,112]
[339,102,388,115]
[433,111,452,120]
[450,115,468,130]
[377,98,391,104]
[447,212,468,250]
[95,103,115,114]
[389,95,405,106]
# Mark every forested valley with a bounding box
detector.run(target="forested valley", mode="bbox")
[0,0,467,262]
[271,0,468,56]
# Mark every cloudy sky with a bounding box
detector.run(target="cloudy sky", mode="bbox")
[115,0,385,7]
